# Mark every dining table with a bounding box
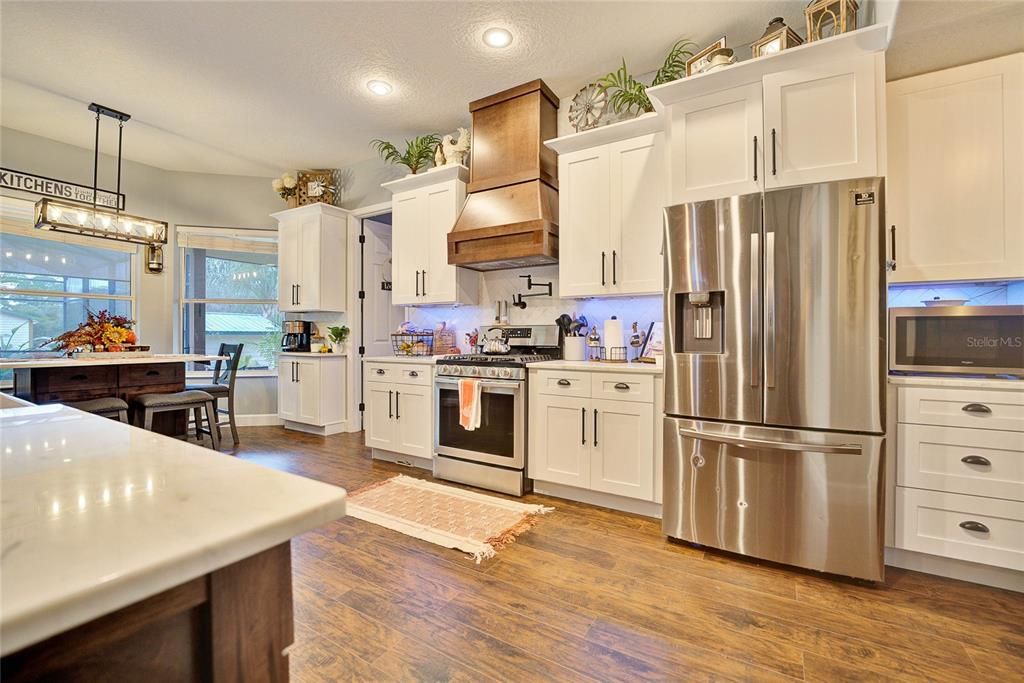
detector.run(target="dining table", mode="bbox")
[0,354,226,437]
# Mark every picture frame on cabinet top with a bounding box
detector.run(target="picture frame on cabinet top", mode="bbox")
[686,37,726,76]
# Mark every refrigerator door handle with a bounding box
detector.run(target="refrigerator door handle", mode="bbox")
[676,426,861,454]
[765,231,776,388]
[750,232,761,388]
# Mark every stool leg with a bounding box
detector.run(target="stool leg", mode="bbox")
[205,401,221,450]
[227,394,240,446]
[143,409,154,431]
[117,409,128,424]
[192,407,204,440]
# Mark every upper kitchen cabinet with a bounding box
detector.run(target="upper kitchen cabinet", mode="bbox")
[668,82,764,204]
[383,165,480,306]
[649,24,889,200]
[887,53,1024,283]
[547,114,667,297]
[273,203,349,312]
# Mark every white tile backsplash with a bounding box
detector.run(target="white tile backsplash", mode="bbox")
[406,265,663,352]
[888,281,1022,308]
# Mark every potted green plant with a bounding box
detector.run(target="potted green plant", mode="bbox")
[596,38,697,117]
[326,325,350,354]
[370,134,441,175]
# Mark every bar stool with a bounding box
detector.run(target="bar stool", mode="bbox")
[132,390,221,450]
[186,342,244,445]
[65,397,129,423]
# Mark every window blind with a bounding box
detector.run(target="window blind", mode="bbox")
[176,226,277,254]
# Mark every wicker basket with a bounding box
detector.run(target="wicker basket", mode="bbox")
[391,332,434,356]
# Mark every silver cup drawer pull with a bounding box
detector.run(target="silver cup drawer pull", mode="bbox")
[613,382,630,390]
[961,403,992,415]
[960,455,992,467]
[958,520,990,534]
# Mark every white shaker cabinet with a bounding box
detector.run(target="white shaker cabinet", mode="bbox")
[549,118,667,298]
[364,360,434,461]
[762,53,883,189]
[383,165,479,306]
[278,354,347,434]
[887,54,1024,283]
[531,394,592,489]
[273,203,349,313]
[668,82,764,205]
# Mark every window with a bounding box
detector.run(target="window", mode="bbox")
[178,227,279,371]
[1,209,135,383]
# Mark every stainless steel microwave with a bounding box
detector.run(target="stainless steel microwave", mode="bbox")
[889,305,1024,377]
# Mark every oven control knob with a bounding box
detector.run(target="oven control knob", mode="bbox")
[466,366,478,377]
[499,367,513,379]
[449,365,462,376]
[486,367,498,378]
[438,365,450,375]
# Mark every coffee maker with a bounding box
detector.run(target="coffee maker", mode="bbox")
[281,320,312,352]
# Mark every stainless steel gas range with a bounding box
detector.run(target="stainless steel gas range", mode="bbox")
[433,325,559,496]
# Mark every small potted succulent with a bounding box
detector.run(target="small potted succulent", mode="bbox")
[327,325,350,354]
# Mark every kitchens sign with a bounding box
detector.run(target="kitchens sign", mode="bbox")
[0,167,125,210]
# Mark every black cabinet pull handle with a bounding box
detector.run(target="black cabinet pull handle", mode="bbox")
[753,135,758,182]
[959,520,990,533]
[146,370,160,376]
[962,403,992,415]
[70,374,88,381]
[409,371,419,378]
[295,284,300,305]
[395,391,400,419]
[422,270,427,297]
[601,252,606,287]
[557,379,571,386]
[388,390,393,419]
[889,225,897,271]
[612,250,617,285]
[593,408,598,447]
[581,407,586,445]
[415,270,420,297]
[614,382,630,390]
[376,368,385,375]
[961,455,992,466]
[771,128,777,176]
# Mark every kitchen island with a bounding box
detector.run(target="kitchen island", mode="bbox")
[0,354,224,436]
[0,394,347,681]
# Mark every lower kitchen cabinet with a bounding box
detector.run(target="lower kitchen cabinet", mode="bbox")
[364,360,433,461]
[278,354,346,434]
[529,367,661,503]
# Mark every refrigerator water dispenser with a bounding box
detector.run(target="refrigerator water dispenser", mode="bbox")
[676,291,724,354]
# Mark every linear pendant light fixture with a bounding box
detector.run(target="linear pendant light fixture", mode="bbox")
[34,103,169,269]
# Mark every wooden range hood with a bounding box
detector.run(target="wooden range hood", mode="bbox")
[447,79,559,271]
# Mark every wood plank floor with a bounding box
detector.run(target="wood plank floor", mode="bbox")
[229,427,1023,682]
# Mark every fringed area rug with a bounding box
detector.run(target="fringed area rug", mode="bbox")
[346,474,553,563]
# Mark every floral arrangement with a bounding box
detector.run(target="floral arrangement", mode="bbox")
[271,173,298,201]
[47,309,137,355]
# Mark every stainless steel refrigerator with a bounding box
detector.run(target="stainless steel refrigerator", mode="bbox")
[662,178,886,581]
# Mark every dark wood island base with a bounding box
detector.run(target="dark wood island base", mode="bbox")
[2,543,293,683]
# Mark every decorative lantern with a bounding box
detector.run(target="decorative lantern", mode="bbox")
[751,17,804,58]
[804,0,859,42]
[145,244,164,274]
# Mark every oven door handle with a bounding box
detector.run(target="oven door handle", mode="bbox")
[435,377,521,392]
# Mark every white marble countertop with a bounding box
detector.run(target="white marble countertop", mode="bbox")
[0,400,347,656]
[363,355,442,364]
[888,374,1023,391]
[530,360,664,374]
[0,354,224,370]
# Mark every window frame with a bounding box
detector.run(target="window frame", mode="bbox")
[176,226,279,378]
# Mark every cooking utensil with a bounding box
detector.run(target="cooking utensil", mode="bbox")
[556,314,573,337]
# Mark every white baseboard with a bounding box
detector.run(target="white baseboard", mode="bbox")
[282,420,348,436]
[370,448,432,471]
[533,481,662,519]
[236,413,283,427]
[885,547,1024,592]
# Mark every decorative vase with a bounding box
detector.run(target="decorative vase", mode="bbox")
[286,195,299,208]
[330,341,347,354]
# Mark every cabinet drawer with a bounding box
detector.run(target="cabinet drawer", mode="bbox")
[591,373,653,403]
[898,424,1024,501]
[896,487,1024,571]
[535,370,591,398]
[365,362,431,385]
[34,365,117,393]
[119,363,185,387]
[898,386,1024,432]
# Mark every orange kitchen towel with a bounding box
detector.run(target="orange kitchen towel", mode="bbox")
[458,378,482,431]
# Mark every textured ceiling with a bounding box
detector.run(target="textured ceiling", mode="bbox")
[0,0,806,176]
[2,1,1018,178]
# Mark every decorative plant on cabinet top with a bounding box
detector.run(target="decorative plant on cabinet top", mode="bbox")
[596,38,697,116]
[370,134,441,175]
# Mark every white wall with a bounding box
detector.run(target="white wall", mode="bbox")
[1,127,283,417]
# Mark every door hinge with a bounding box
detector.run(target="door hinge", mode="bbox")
[358,234,366,244]
[358,402,365,412]
[358,290,366,299]
[358,345,365,355]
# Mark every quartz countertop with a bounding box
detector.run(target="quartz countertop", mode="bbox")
[529,360,664,374]
[888,374,1023,391]
[0,354,224,370]
[363,355,442,364]
[279,351,347,358]
[0,400,347,656]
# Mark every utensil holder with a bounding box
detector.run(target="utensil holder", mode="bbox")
[563,337,586,361]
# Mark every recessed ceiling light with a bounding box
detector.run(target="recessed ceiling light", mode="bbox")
[483,27,513,49]
[367,80,393,96]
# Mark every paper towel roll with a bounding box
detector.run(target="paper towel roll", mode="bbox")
[603,317,623,353]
